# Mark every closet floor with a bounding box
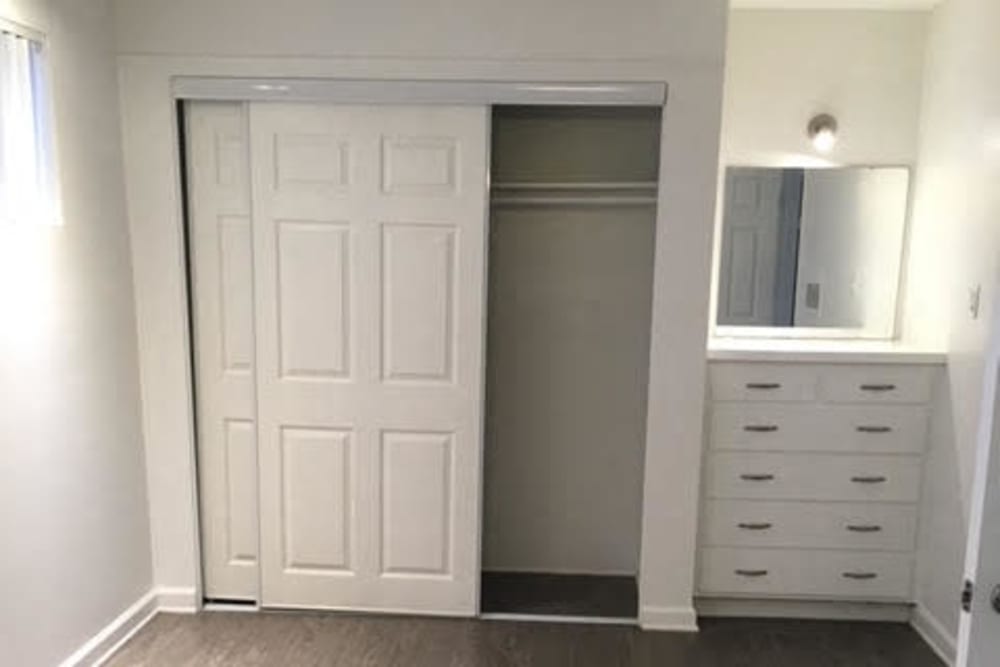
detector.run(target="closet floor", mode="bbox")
[480,572,638,618]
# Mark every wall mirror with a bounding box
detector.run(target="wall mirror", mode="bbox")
[715,166,910,339]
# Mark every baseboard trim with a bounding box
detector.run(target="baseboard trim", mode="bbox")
[696,597,913,622]
[59,586,199,666]
[156,586,199,614]
[58,590,158,667]
[639,605,699,632]
[910,604,957,666]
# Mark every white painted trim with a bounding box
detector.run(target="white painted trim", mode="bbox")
[714,325,897,342]
[479,613,636,626]
[696,597,912,622]
[58,590,158,667]
[203,602,261,613]
[260,602,476,618]
[707,338,947,365]
[0,16,46,43]
[156,586,199,614]
[58,586,204,666]
[171,77,667,106]
[731,1,943,9]
[639,605,699,632]
[911,604,957,666]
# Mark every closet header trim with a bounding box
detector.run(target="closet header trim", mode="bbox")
[171,78,667,106]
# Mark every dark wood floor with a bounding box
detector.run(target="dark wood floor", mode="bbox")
[481,572,638,617]
[107,611,944,666]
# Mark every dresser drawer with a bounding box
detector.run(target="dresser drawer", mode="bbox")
[701,500,918,551]
[819,365,935,404]
[698,548,914,600]
[709,404,929,454]
[705,452,922,502]
[709,363,818,402]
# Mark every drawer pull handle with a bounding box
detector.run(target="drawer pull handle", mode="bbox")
[846,525,883,533]
[860,383,897,392]
[746,382,781,390]
[744,425,779,433]
[735,569,769,578]
[738,522,773,531]
[851,476,888,484]
[857,426,893,434]
[842,572,879,581]
[740,474,776,482]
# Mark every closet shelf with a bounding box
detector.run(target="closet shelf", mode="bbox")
[491,181,659,207]
[492,181,658,191]
[492,196,658,207]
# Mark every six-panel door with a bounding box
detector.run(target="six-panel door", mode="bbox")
[188,102,259,601]
[249,104,488,614]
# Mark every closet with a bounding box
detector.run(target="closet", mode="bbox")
[482,106,660,619]
[185,98,661,620]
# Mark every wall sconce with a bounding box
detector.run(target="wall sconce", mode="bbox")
[807,113,839,153]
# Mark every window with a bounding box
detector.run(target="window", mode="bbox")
[0,23,59,226]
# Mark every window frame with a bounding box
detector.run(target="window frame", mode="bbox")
[0,15,61,227]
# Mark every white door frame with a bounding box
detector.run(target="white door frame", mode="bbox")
[956,290,1000,665]
[120,62,725,628]
[178,78,662,611]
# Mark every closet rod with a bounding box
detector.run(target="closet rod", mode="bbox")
[491,196,658,207]
[492,181,658,191]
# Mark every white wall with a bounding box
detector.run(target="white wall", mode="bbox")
[723,10,928,166]
[0,1,151,665]
[111,0,728,627]
[711,10,929,339]
[112,0,722,63]
[902,0,1000,652]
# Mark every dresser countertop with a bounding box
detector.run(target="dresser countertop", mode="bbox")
[707,338,947,365]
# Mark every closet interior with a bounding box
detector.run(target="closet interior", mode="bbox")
[481,106,662,619]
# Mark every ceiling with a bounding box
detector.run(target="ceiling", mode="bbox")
[730,0,942,9]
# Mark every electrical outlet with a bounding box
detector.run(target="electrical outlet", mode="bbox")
[969,285,982,320]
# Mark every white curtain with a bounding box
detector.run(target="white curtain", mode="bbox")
[0,30,59,226]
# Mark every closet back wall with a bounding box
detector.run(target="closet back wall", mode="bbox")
[484,108,660,576]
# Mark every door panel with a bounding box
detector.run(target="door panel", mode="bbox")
[280,427,355,572]
[251,103,488,615]
[381,224,457,382]
[957,298,1000,666]
[188,102,259,601]
[276,221,352,379]
[379,430,453,575]
[223,420,258,566]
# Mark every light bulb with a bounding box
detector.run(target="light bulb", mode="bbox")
[811,127,837,153]
[807,114,838,154]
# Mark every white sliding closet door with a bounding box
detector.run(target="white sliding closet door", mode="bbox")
[188,102,259,600]
[250,103,488,614]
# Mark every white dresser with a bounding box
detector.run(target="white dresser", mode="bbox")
[698,355,942,605]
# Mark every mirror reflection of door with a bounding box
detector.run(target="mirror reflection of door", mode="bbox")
[717,167,803,327]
